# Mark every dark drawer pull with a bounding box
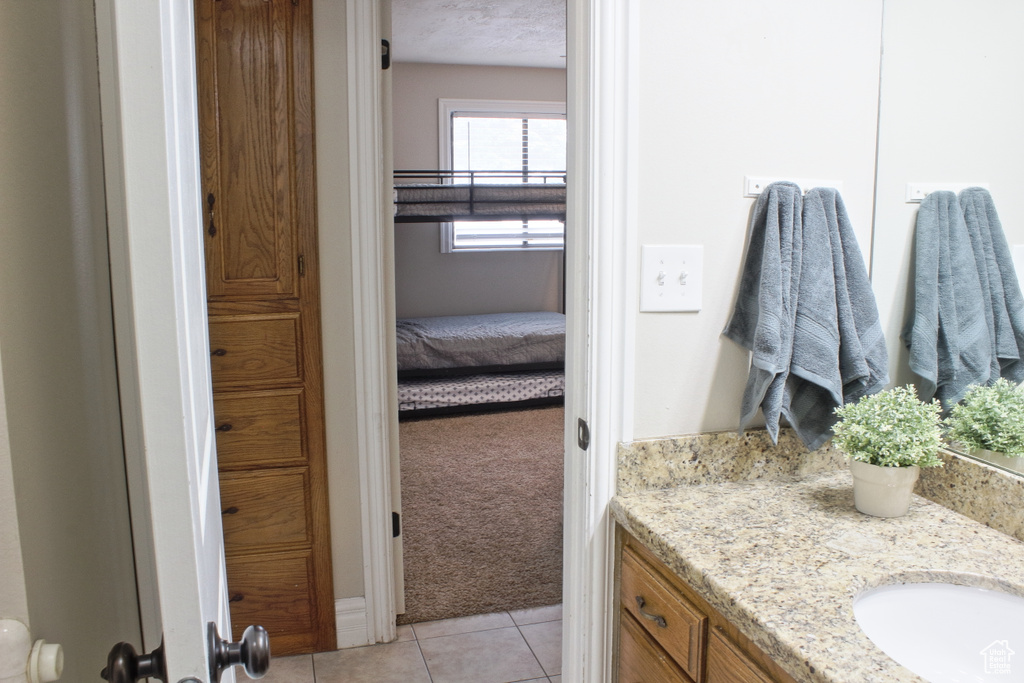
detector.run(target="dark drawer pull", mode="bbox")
[222,506,239,515]
[211,348,227,357]
[216,423,233,432]
[230,594,244,603]
[635,595,668,628]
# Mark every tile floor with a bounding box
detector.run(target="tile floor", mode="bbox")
[261,604,562,683]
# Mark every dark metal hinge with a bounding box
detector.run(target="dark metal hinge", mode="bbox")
[577,418,590,451]
[392,511,401,538]
[298,254,305,277]
[381,39,391,70]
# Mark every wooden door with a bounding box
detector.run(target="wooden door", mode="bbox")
[194,0,335,655]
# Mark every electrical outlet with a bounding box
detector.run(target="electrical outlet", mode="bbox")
[639,244,703,312]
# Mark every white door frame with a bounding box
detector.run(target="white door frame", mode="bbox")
[347,1,637,680]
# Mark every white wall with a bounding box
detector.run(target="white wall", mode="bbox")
[0,1,140,677]
[632,0,885,439]
[392,62,566,318]
[871,0,1024,389]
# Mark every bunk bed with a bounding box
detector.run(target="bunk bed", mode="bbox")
[393,170,567,418]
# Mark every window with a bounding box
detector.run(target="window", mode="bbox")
[439,99,566,252]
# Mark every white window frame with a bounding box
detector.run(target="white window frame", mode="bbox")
[438,98,567,253]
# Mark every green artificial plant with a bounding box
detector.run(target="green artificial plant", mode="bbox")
[832,385,944,468]
[944,378,1024,455]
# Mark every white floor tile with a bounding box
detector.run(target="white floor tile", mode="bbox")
[509,604,562,626]
[412,610,515,640]
[312,640,430,683]
[519,619,562,675]
[418,626,546,683]
[261,654,314,683]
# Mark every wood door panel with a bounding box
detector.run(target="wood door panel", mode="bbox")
[197,0,297,299]
[213,389,305,469]
[220,468,311,550]
[707,628,776,683]
[619,611,693,683]
[226,550,317,655]
[208,313,301,386]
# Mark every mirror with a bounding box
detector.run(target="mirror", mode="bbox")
[871,0,1024,472]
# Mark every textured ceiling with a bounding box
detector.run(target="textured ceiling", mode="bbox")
[391,0,566,69]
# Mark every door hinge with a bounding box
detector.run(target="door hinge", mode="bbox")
[577,418,590,451]
[381,39,391,70]
[298,253,305,276]
[392,511,401,538]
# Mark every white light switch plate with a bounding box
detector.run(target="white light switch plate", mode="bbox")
[640,244,703,312]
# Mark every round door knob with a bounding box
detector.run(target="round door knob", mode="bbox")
[208,622,270,681]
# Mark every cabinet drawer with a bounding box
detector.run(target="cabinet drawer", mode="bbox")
[706,627,775,683]
[621,546,706,680]
[619,610,693,683]
[214,389,305,469]
[208,314,301,385]
[225,550,317,656]
[220,468,310,550]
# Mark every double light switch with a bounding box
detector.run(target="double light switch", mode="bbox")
[640,244,703,312]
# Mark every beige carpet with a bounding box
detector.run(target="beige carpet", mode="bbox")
[396,406,564,625]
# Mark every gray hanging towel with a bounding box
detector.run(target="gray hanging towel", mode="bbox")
[785,188,888,450]
[903,191,989,407]
[724,181,803,443]
[959,187,1024,385]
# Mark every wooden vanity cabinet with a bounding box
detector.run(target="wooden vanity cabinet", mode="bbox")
[195,0,335,655]
[616,529,797,683]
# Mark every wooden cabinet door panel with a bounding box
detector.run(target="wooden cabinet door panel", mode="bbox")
[619,611,694,683]
[196,0,299,299]
[226,550,318,655]
[208,313,301,386]
[220,468,311,550]
[706,628,776,683]
[621,546,706,680]
[213,389,305,469]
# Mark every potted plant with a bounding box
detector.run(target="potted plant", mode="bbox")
[944,378,1024,470]
[832,385,944,518]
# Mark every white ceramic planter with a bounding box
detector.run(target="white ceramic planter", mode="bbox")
[849,459,920,518]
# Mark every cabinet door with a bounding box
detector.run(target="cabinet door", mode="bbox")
[706,627,776,683]
[196,0,307,299]
[619,611,694,683]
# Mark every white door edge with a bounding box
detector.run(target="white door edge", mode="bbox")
[95,1,234,679]
[346,0,398,645]
[348,1,637,679]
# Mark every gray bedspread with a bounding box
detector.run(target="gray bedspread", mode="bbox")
[394,183,566,218]
[395,311,566,372]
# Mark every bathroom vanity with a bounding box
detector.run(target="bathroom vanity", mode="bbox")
[612,436,1024,683]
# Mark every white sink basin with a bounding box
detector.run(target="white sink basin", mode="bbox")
[854,582,1024,682]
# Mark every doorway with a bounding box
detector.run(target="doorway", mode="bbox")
[387,0,569,629]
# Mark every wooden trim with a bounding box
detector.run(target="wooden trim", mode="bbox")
[561,0,638,681]
[346,0,397,645]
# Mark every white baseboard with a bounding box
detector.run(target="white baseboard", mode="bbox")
[335,596,372,649]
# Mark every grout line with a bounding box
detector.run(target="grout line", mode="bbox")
[514,621,549,679]
[415,635,434,682]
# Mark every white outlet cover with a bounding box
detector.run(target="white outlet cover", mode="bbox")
[640,244,703,312]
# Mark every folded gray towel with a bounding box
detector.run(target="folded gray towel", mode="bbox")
[723,182,803,443]
[903,191,989,406]
[960,187,1024,384]
[784,188,888,450]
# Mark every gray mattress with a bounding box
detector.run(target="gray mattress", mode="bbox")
[394,183,566,218]
[396,311,565,377]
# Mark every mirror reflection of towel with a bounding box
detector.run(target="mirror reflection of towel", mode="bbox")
[902,190,989,407]
[959,187,1024,387]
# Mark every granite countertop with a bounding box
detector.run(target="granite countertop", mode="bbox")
[611,469,1024,682]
